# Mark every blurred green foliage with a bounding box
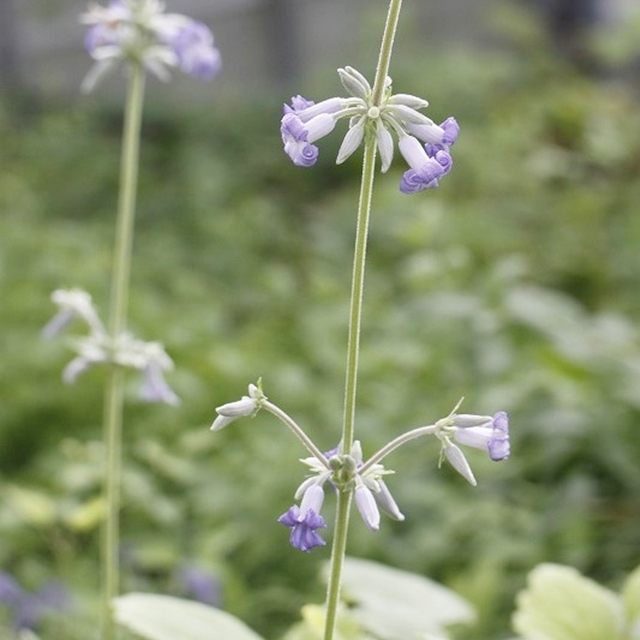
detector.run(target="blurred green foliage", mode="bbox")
[1,5,640,639]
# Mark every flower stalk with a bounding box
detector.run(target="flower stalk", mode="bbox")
[102,60,146,640]
[323,2,403,639]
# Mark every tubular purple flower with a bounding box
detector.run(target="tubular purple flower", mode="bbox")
[454,411,510,461]
[285,97,343,121]
[278,486,327,553]
[440,117,460,144]
[281,112,336,167]
[284,95,316,113]
[398,135,449,194]
[299,484,325,515]
[406,116,460,147]
[162,20,221,80]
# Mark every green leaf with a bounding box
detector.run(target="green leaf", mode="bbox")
[621,565,640,629]
[113,593,265,640]
[335,557,475,639]
[512,563,624,640]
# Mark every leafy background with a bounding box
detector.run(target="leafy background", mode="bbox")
[1,3,640,639]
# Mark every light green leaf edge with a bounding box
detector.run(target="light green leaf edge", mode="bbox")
[333,556,475,640]
[512,563,625,640]
[622,565,640,630]
[114,593,266,640]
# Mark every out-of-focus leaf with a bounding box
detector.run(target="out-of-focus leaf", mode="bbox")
[63,496,105,532]
[334,557,475,639]
[4,484,57,526]
[622,565,640,629]
[282,603,372,640]
[512,563,624,640]
[114,593,265,640]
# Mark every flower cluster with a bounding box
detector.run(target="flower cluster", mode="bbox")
[211,384,509,553]
[280,66,459,193]
[278,440,404,552]
[44,288,179,405]
[80,0,221,91]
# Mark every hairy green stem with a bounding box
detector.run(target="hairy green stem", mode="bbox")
[360,424,438,473]
[102,62,145,640]
[262,400,331,467]
[323,489,353,640]
[324,4,405,639]
[372,0,403,106]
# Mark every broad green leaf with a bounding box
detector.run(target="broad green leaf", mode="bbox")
[622,565,640,628]
[114,593,265,640]
[512,563,624,640]
[335,557,475,639]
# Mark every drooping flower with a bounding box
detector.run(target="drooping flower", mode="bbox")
[42,288,105,338]
[210,383,264,430]
[280,66,459,192]
[453,411,510,461]
[278,485,327,552]
[80,0,221,91]
[434,408,510,485]
[58,330,179,406]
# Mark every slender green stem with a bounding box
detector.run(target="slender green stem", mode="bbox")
[360,424,438,473]
[371,0,403,106]
[324,4,404,640]
[262,400,331,467]
[102,62,146,640]
[323,489,352,640]
[341,139,377,455]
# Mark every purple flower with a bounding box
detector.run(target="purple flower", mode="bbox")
[454,411,510,462]
[80,0,221,91]
[398,135,453,194]
[0,573,69,632]
[178,565,221,607]
[278,485,327,552]
[161,20,221,80]
[281,111,337,167]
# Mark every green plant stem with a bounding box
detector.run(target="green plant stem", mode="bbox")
[323,488,353,640]
[102,62,146,640]
[323,3,404,640]
[372,0,403,106]
[340,139,377,456]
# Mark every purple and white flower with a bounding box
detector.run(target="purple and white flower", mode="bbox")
[280,66,459,192]
[453,411,511,462]
[278,485,327,553]
[435,409,510,485]
[80,0,221,91]
[280,440,403,552]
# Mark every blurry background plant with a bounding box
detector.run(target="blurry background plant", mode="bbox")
[1,1,640,639]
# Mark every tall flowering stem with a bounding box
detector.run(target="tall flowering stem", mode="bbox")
[102,61,146,640]
[324,2,403,639]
